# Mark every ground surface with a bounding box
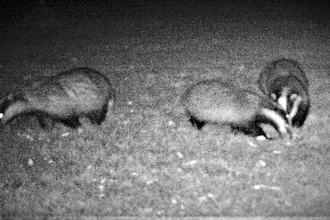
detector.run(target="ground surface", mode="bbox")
[1,0,330,218]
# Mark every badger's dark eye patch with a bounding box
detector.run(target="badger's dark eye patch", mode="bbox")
[0,97,11,114]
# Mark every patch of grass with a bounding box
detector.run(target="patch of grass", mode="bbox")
[2,91,330,217]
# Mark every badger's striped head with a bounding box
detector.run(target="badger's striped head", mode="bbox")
[0,99,4,119]
[0,94,13,121]
[258,107,292,139]
[286,94,303,126]
[268,75,308,126]
[270,87,288,111]
[270,89,304,126]
[0,93,30,125]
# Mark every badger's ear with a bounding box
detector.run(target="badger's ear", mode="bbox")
[271,93,277,101]
[290,93,299,101]
[7,93,15,100]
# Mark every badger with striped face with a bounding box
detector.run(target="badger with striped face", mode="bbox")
[258,59,310,127]
[0,67,115,129]
[182,79,292,139]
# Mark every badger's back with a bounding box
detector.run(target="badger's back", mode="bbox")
[45,68,113,114]
[182,80,261,125]
[258,59,309,94]
[21,68,113,116]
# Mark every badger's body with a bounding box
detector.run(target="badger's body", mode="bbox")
[258,59,310,127]
[182,79,291,138]
[0,67,115,128]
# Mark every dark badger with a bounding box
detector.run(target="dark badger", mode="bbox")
[258,59,310,127]
[0,67,115,128]
[182,79,291,138]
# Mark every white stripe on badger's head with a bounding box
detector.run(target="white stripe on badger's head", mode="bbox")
[276,87,289,113]
[270,93,277,101]
[287,94,302,126]
[259,108,292,138]
[1,100,31,125]
[0,97,6,120]
[0,95,14,122]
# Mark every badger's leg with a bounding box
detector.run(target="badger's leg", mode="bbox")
[189,115,206,130]
[231,122,268,138]
[34,112,51,129]
[88,104,108,125]
[60,115,81,129]
[249,123,269,138]
[37,116,48,128]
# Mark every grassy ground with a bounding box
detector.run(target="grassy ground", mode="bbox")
[1,1,330,218]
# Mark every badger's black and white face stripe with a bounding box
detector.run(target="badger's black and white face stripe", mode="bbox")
[270,87,290,118]
[0,95,13,122]
[259,59,310,128]
[286,94,302,126]
[270,87,305,127]
[0,94,31,125]
[258,107,292,138]
[267,72,310,128]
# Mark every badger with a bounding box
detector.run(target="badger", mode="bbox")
[0,67,115,129]
[258,59,310,127]
[182,79,292,139]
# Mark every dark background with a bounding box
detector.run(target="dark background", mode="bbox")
[1,0,329,22]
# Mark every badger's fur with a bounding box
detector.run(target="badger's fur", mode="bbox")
[182,79,291,138]
[0,67,115,129]
[258,59,310,127]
